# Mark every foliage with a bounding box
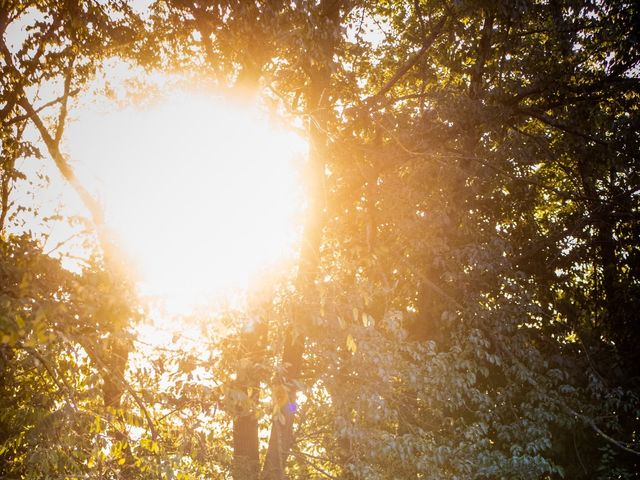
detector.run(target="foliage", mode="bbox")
[1,0,639,479]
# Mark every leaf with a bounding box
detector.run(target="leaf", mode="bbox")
[346,334,357,353]
[93,415,102,433]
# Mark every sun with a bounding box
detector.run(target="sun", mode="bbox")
[66,90,306,313]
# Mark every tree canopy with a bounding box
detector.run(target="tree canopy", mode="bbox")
[1,0,639,478]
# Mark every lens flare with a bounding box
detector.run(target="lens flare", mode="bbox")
[66,91,306,313]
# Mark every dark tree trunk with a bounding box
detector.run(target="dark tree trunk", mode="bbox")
[232,313,267,480]
[261,4,342,478]
[226,20,273,476]
[233,413,260,479]
[261,80,326,478]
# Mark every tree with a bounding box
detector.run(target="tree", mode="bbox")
[1,2,146,477]
[1,0,639,478]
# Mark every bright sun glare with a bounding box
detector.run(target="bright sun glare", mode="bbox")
[66,91,306,313]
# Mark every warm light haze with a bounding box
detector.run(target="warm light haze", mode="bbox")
[66,91,306,313]
[3,1,638,478]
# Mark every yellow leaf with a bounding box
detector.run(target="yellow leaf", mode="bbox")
[346,334,357,353]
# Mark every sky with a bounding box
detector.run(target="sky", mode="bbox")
[3,2,318,318]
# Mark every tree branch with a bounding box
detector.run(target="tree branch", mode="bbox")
[54,56,75,144]
[363,15,446,107]
[16,96,110,243]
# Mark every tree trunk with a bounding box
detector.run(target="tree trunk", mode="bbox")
[261,4,342,477]
[233,413,260,479]
[227,37,272,478]
[261,75,327,480]
[232,313,267,480]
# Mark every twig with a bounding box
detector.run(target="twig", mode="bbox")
[363,15,446,107]
[80,337,159,441]
[293,450,338,479]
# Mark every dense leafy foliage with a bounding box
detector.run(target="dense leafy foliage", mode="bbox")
[1,0,639,479]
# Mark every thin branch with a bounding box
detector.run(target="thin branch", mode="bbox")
[2,87,81,127]
[445,148,594,202]
[44,230,83,256]
[19,344,78,411]
[373,116,591,203]
[573,411,640,457]
[16,96,112,250]
[54,56,75,144]
[80,337,158,441]
[517,107,638,161]
[0,155,16,232]
[413,0,427,40]
[492,338,640,458]
[0,15,62,123]
[469,11,494,99]
[292,450,338,479]
[514,213,593,264]
[399,256,462,308]
[363,15,446,107]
